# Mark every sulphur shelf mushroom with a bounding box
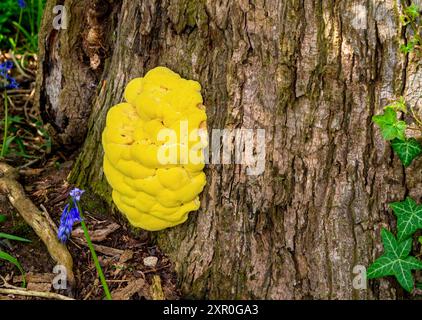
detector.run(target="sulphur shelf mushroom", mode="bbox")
[102,66,207,231]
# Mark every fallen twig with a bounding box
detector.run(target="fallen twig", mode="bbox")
[72,222,120,242]
[0,288,74,300]
[83,278,99,300]
[72,238,125,257]
[111,278,146,300]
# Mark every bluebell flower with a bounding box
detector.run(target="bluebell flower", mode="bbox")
[0,62,12,78]
[70,188,85,201]
[58,204,82,243]
[0,60,19,89]
[17,0,26,8]
[7,78,19,89]
[0,61,13,72]
[57,188,85,243]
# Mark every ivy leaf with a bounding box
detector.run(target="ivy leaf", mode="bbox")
[391,138,422,167]
[367,229,422,292]
[372,107,407,141]
[389,197,422,242]
[400,38,420,54]
[400,43,413,54]
[405,4,420,21]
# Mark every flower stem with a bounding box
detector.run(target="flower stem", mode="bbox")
[1,92,9,158]
[75,202,112,300]
[13,9,23,52]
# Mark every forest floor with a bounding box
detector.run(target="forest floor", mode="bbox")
[0,52,180,300]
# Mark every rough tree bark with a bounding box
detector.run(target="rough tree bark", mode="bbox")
[35,0,422,299]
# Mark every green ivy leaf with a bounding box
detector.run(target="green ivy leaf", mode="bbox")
[405,4,420,21]
[400,38,420,54]
[391,138,422,167]
[389,197,422,242]
[372,107,407,141]
[367,229,422,292]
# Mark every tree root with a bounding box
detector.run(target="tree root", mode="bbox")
[0,163,75,286]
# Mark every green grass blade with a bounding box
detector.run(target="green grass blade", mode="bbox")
[0,215,6,223]
[11,21,32,42]
[37,0,43,32]
[0,232,31,243]
[0,250,26,287]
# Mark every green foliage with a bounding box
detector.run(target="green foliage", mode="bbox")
[367,229,422,292]
[404,4,420,22]
[1,93,51,159]
[387,96,407,113]
[372,107,407,141]
[400,39,418,54]
[391,138,422,167]
[0,214,29,286]
[369,4,422,292]
[0,251,26,286]
[0,0,46,52]
[0,0,21,39]
[372,97,422,167]
[390,197,422,242]
[0,232,31,243]
[399,3,421,54]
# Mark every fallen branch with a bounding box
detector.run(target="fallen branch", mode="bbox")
[111,278,146,300]
[72,237,125,257]
[0,163,75,285]
[71,222,120,242]
[0,288,74,300]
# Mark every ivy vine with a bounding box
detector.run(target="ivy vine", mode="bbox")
[368,3,422,293]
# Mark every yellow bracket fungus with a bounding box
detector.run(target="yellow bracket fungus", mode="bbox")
[102,67,207,231]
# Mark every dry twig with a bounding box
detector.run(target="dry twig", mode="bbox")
[0,288,74,300]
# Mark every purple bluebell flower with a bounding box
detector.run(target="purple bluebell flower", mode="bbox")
[57,188,85,243]
[17,0,26,8]
[58,204,82,243]
[0,61,13,72]
[6,78,19,89]
[0,61,12,78]
[0,61,19,89]
[70,188,85,201]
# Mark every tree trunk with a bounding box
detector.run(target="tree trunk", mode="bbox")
[35,0,422,299]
